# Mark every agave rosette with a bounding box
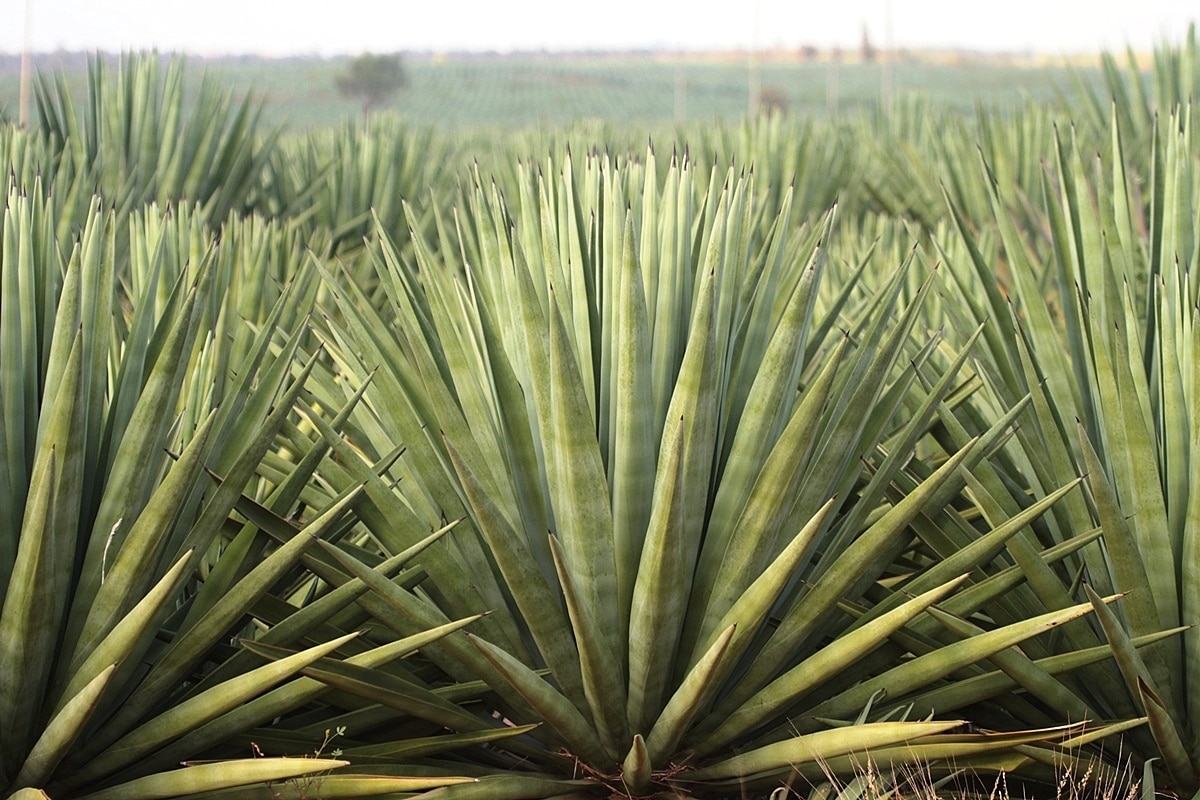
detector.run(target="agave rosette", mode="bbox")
[300,146,1143,798]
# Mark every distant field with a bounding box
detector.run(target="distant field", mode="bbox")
[0,51,1105,132]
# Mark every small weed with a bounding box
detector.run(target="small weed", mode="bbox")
[260,727,348,800]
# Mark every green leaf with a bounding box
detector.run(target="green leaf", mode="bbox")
[467,633,613,768]
[13,665,116,791]
[74,758,349,800]
[690,720,965,780]
[621,733,651,795]
[342,725,540,761]
[645,624,736,764]
[693,575,967,756]
[71,632,363,785]
[419,774,590,800]
[548,534,630,753]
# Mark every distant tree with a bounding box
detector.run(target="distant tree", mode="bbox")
[758,85,789,115]
[336,53,408,113]
[859,24,876,63]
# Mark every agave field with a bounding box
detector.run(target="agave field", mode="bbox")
[1,32,1200,800]
[0,52,1097,130]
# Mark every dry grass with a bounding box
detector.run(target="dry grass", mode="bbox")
[763,755,1149,800]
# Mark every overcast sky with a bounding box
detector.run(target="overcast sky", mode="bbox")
[1,0,1196,57]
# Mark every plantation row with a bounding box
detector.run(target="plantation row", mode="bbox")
[1,36,1199,800]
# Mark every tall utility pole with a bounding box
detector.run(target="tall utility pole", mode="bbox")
[882,0,895,106]
[674,60,687,122]
[19,0,34,126]
[827,48,839,116]
[748,0,761,116]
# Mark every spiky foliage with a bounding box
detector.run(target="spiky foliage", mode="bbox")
[13,38,1200,800]
[295,146,1153,798]
[0,121,474,799]
[31,54,280,225]
[260,115,453,261]
[932,98,1200,793]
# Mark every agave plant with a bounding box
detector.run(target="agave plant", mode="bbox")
[0,180,490,799]
[10,35,1200,800]
[293,146,1152,798]
[1070,22,1197,162]
[931,96,1200,792]
[261,115,454,260]
[31,53,280,225]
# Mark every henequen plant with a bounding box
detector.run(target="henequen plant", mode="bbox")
[934,102,1200,793]
[32,54,279,225]
[303,147,1145,798]
[10,42,1200,800]
[0,183,484,799]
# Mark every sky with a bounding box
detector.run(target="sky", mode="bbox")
[1,0,1196,57]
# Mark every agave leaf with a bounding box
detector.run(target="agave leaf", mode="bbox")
[1078,424,1169,645]
[316,539,513,692]
[50,549,194,718]
[895,627,1186,720]
[467,633,613,767]
[685,339,848,661]
[693,575,968,756]
[71,632,363,786]
[1007,716,1150,772]
[245,624,490,735]
[133,618,482,781]
[861,477,1081,639]
[803,596,1113,727]
[168,327,320,631]
[782,253,931,537]
[543,287,620,662]
[418,774,591,800]
[75,484,363,761]
[1090,276,1177,641]
[296,383,519,650]
[1010,328,1107,586]
[1085,585,1195,788]
[609,212,656,637]
[0,446,60,769]
[547,535,630,753]
[175,774,480,799]
[74,758,349,800]
[645,624,736,764]
[169,339,323,571]
[769,726,1083,785]
[918,528,1104,635]
[184,522,457,697]
[12,665,116,791]
[441,432,586,713]
[929,390,1099,659]
[625,412,690,735]
[7,789,51,800]
[687,212,833,636]
[66,260,209,650]
[626,226,722,731]
[877,718,1139,781]
[926,606,1097,724]
[70,409,218,672]
[1084,583,1169,702]
[621,733,652,795]
[723,435,980,712]
[690,720,965,781]
[342,725,540,761]
[677,496,841,721]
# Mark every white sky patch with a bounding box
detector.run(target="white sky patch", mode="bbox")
[1,0,1195,56]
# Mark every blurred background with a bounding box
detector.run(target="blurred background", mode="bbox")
[1,1,1197,130]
